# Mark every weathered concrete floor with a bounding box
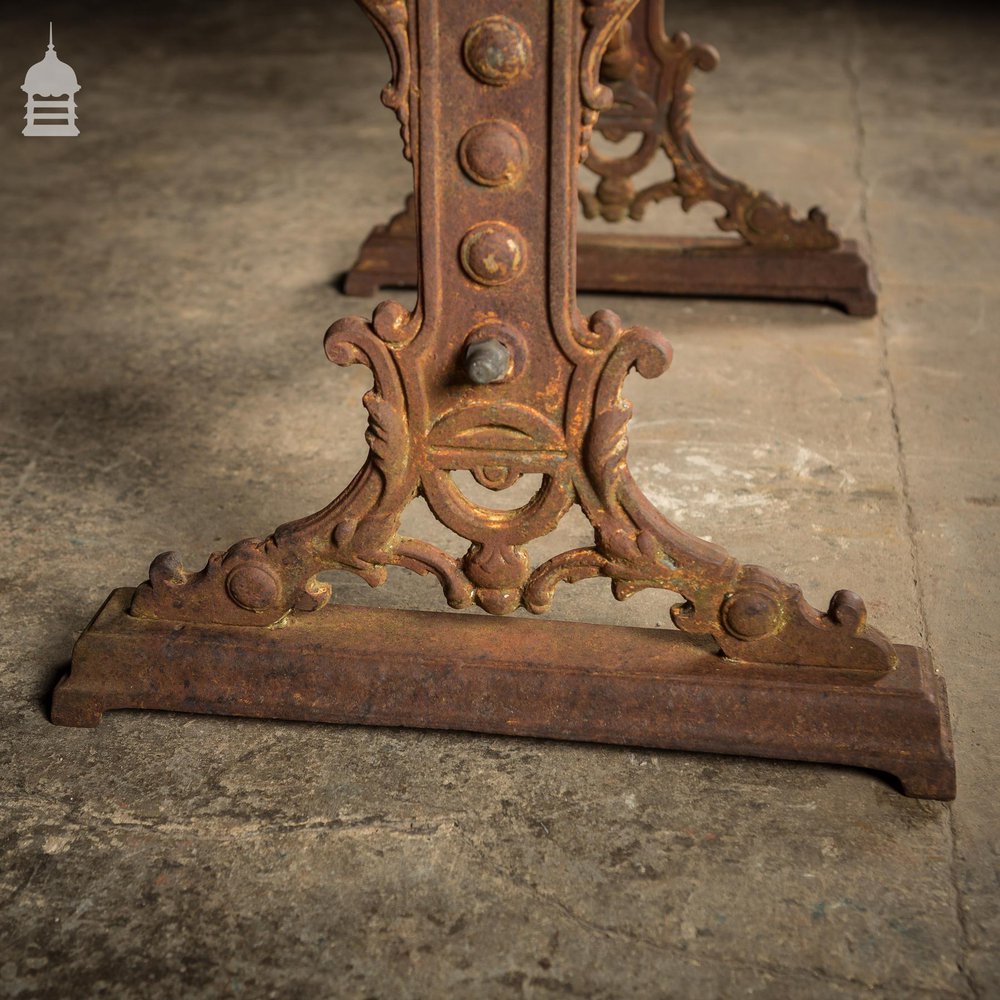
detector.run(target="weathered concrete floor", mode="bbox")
[1,1,997,996]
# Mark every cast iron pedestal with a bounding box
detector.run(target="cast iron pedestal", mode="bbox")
[53,0,952,800]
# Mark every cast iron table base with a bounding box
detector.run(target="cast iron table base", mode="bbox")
[53,0,950,799]
[344,0,878,316]
[57,590,953,799]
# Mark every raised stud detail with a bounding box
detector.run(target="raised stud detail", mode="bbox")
[720,589,783,641]
[459,120,528,187]
[462,16,532,87]
[459,222,526,286]
[225,565,279,612]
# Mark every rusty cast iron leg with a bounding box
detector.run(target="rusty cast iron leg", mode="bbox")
[54,0,950,799]
[344,0,877,315]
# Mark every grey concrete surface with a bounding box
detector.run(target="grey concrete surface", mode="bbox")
[1,1,997,997]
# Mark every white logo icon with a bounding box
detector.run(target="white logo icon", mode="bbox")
[22,23,80,137]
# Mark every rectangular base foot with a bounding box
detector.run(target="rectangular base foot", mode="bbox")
[343,225,877,317]
[53,590,954,799]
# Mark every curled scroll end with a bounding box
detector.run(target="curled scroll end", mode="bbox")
[372,299,414,344]
[358,0,413,160]
[148,550,187,589]
[709,567,897,674]
[828,589,866,632]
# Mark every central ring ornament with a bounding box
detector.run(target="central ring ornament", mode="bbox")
[459,222,526,286]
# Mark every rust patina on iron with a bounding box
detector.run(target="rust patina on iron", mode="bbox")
[344,0,877,316]
[53,0,952,799]
[57,590,954,800]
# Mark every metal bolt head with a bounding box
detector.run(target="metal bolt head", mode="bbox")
[464,339,510,384]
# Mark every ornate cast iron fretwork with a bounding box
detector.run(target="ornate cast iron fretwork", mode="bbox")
[53,0,951,799]
[126,0,889,671]
[580,0,839,249]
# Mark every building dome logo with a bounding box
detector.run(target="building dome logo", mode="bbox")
[22,23,80,137]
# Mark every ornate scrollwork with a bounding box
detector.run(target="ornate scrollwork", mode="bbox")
[525,309,894,673]
[579,0,640,162]
[358,0,413,160]
[579,2,841,250]
[131,288,896,673]
[130,0,893,676]
[130,300,432,627]
[391,539,473,609]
